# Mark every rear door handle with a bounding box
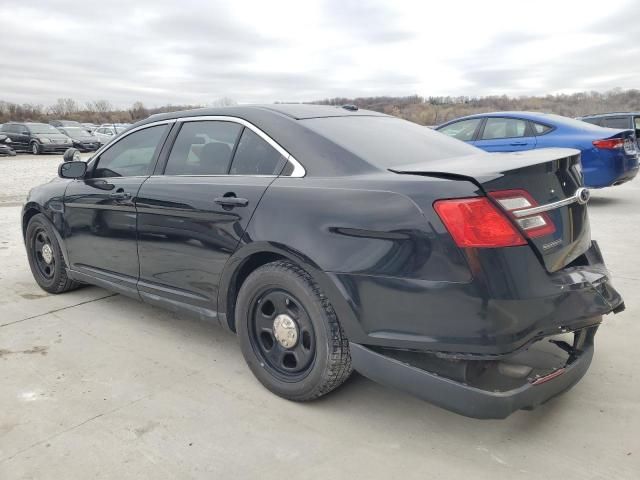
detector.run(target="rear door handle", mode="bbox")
[510,141,528,146]
[214,196,249,207]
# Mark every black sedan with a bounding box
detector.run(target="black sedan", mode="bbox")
[21,105,623,418]
[56,126,101,152]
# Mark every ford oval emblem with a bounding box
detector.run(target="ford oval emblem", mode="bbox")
[575,187,590,205]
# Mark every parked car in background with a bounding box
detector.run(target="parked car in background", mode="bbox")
[82,123,98,133]
[56,126,101,152]
[437,112,639,188]
[22,104,624,418]
[0,133,17,156]
[49,120,87,131]
[578,112,640,146]
[92,124,128,144]
[0,122,73,154]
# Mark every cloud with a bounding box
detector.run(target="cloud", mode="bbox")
[0,0,638,107]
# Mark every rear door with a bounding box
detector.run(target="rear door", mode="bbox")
[136,118,289,316]
[473,117,537,152]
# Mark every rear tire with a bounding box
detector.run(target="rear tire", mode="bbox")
[30,141,41,155]
[236,260,352,401]
[25,214,79,294]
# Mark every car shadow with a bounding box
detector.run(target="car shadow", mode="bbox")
[587,195,625,207]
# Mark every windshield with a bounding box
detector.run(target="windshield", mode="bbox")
[28,124,61,134]
[63,127,90,136]
[300,116,480,168]
[115,126,127,133]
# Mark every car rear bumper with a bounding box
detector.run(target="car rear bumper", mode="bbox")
[611,165,639,186]
[350,325,598,419]
[328,241,623,356]
[0,146,16,156]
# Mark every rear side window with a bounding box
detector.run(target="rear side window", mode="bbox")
[93,125,167,178]
[532,122,552,135]
[438,118,482,141]
[601,116,631,129]
[481,118,527,139]
[581,117,601,126]
[229,128,286,175]
[165,121,241,175]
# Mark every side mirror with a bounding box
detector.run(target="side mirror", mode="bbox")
[58,161,87,179]
[63,147,81,163]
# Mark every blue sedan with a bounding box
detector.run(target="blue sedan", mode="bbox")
[436,112,639,188]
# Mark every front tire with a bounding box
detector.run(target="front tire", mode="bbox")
[236,260,352,401]
[25,214,79,293]
[31,141,41,155]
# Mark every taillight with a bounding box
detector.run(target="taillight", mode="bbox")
[488,190,555,238]
[593,138,624,149]
[434,197,526,248]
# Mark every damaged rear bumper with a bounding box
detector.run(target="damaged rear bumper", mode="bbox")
[351,326,598,419]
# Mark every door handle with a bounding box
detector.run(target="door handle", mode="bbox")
[510,141,528,146]
[214,196,249,207]
[109,190,132,200]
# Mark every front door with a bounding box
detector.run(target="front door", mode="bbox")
[63,123,170,294]
[136,119,288,318]
[472,117,537,152]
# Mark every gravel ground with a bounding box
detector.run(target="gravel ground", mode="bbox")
[0,154,639,479]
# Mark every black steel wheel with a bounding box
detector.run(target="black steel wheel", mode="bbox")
[25,214,79,294]
[249,288,316,381]
[32,227,56,280]
[236,260,352,401]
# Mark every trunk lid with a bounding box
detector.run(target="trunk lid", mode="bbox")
[390,148,590,272]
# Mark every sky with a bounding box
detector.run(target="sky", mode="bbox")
[1,0,638,108]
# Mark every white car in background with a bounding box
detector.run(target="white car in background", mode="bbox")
[92,124,130,144]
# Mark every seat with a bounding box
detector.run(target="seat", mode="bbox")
[195,142,232,175]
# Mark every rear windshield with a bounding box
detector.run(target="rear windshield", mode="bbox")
[300,116,479,168]
[542,114,625,132]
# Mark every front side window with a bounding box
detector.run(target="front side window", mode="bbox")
[93,124,167,178]
[481,118,527,140]
[229,129,286,175]
[165,121,241,175]
[438,118,482,141]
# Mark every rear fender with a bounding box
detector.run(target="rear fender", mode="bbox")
[217,240,363,340]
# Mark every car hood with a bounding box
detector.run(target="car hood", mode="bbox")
[37,133,71,140]
[69,134,97,141]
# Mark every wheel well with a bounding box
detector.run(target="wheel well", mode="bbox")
[22,207,40,237]
[225,251,286,332]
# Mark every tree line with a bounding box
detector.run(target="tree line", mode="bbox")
[3,89,640,126]
[0,98,235,124]
[313,88,640,125]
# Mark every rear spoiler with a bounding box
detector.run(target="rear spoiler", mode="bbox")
[389,148,581,184]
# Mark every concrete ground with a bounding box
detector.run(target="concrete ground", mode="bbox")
[1,153,639,480]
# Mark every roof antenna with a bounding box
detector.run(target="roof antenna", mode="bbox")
[341,104,358,111]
